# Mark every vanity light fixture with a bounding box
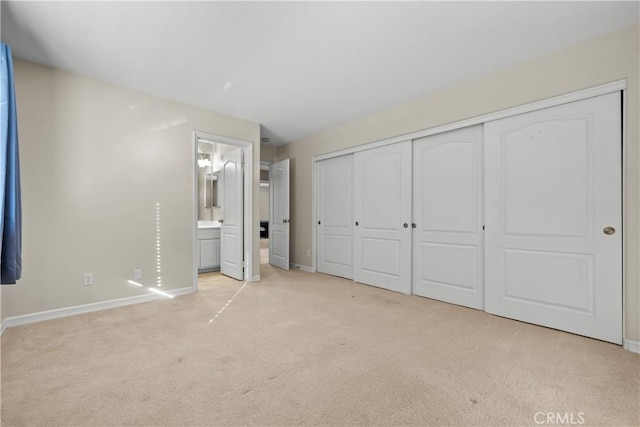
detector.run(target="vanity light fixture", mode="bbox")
[198,153,211,168]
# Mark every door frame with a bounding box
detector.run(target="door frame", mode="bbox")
[311,79,627,343]
[192,130,254,292]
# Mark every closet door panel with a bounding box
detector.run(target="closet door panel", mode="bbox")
[316,154,354,279]
[412,125,484,309]
[354,141,412,294]
[484,92,622,344]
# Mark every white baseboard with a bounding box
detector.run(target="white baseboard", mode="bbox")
[623,339,640,354]
[290,263,315,273]
[1,286,193,332]
[251,275,261,281]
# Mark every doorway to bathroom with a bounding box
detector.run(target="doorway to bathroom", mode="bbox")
[192,131,254,291]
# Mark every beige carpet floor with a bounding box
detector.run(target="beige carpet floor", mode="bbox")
[2,262,639,426]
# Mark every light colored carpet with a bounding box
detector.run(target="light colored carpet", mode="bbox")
[2,264,639,426]
[198,270,242,291]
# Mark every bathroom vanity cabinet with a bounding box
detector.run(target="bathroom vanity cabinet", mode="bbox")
[198,226,220,272]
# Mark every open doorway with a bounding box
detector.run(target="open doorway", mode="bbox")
[192,131,253,292]
[259,161,270,265]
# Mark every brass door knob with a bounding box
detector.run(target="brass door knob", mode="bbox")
[603,226,616,235]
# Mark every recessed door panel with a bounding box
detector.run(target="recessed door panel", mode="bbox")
[485,92,622,344]
[420,243,477,291]
[272,230,286,258]
[361,238,401,278]
[412,125,484,309]
[504,120,590,237]
[322,235,352,267]
[421,142,477,234]
[503,249,593,313]
[362,154,402,230]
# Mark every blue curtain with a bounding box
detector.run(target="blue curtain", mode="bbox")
[0,43,22,284]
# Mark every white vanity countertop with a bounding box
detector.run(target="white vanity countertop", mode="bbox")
[198,220,221,229]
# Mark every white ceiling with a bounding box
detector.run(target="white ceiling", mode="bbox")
[1,1,638,146]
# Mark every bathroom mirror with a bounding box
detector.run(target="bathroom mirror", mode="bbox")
[205,173,219,208]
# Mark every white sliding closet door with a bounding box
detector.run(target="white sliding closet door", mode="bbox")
[484,92,622,344]
[316,154,354,279]
[354,141,412,294]
[413,125,484,309]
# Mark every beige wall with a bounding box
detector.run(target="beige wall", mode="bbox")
[260,144,277,163]
[278,25,640,341]
[3,59,261,318]
[260,187,270,222]
[259,144,276,224]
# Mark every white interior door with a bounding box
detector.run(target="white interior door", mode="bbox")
[220,148,244,280]
[316,154,354,279]
[354,141,412,294]
[413,125,484,309]
[269,159,290,270]
[484,92,622,344]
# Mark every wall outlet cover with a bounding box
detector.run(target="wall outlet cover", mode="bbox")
[134,269,142,280]
[83,273,94,286]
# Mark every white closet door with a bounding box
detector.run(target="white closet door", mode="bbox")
[316,154,354,279]
[485,92,622,344]
[354,141,412,294]
[412,125,484,309]
[269,159,290,271]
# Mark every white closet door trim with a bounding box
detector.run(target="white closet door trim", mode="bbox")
[313,80,626,162]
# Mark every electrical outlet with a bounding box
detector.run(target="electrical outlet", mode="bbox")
[134,269,142,280]
[83,273,94,286]
[306,249,311,257]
